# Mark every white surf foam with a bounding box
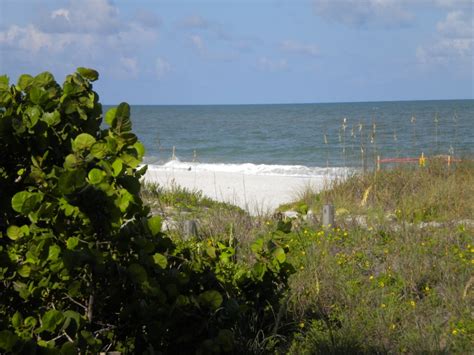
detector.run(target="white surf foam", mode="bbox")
[146,159,354,178]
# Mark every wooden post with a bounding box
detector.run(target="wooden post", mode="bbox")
[447,155,451,168]
[183,220,198,238]
[322,204,335,228]
[172,146,176,160]
[377,155,381,171]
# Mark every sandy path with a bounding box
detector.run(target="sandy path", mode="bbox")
[143,167,334,214]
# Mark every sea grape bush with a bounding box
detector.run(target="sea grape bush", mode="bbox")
[0,69,293,353]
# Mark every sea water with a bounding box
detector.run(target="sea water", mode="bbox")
[107,100,473,177]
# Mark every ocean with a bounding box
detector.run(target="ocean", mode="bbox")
[112,100,473,177]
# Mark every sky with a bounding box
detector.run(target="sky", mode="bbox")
[0,0,473,104]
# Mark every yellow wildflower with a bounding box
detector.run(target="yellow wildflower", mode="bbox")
[410,300,416,307]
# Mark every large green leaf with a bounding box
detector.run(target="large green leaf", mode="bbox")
[272,247,286,263]
[105,107,117,126]
[40,310,64,333]
[198,290,223,310]
[77,67,99,81]
[32,72,54,87]
[113,103,132,133]
[30,86,47,105]
[73,133,96,152]
[148,216,162,236]
[88,168,106,184]
[7,225,23,240]
[57,169,86,194]
[153,253,168,269]
[11,191,43,214]
[42,110,61,126]
[90,142,108,159]
[17,74,33,90]
[0,75,9,90]
[128,263,148,283]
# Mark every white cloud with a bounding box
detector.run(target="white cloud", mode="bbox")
[417,10,473,66]
[280,40,319,56]
[436,10,473,38]
[257,57,288,72]
[313,0,414,27]
[189,34,205,53]
[40,0,120,34]
[156,57,171,79]
[0,0,159,77]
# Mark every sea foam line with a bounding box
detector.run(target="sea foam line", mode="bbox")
[146,160,354,178]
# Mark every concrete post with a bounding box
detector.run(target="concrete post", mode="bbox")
[322,204,335,227]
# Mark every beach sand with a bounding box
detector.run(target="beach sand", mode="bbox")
[144,166,335,214]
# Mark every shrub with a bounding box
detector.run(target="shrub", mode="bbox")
[0,69,292,353]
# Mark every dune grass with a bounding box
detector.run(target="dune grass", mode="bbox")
[141,161,473,353]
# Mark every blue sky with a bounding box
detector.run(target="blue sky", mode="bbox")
[0,0,472,104]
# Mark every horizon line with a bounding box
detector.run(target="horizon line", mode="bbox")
[102,98,474,106]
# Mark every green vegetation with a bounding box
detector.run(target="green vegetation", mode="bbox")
[142,162,473,353]
[1,68,471,354]
[0,69,292,354]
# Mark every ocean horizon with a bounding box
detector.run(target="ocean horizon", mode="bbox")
[105,99,473,177]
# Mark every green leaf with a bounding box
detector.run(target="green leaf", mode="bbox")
[105,107,117,126]
[111,159,123,177]
[88,168,106,184]
[30,86,47,105]
[205,246,216,259]
[251,238,264,253]
[73,133,96,152]
[153,253,167,269]
[77,67,99,81]
[272,247,286,263]
[42,110,61,126]
[134,141,145,159]
[40,309,64,333]
[148,216,162,236]
[24,106,42,128]
[113,102,132,133]
[0,330,18,351]
[90,142,108,159]
[60,342,77,355]
[12,311,23,328]
[11,191,43,214]
[48,244,61,261]
[17,264,31,278]
[64,154,82,169]
[66,237,79,250]
[198,290,223,310]
[116,188,133,212]
[7,225,23,240]
[0,75,10,90]
[120,154,140,168]
[33,72,54,87]
[57,169,86,194]
[17,74,33,90]
[128,263,148,283]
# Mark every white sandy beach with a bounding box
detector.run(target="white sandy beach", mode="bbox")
[144,166,338,214]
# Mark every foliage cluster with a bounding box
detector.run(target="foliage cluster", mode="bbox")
[0,69,293,353]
